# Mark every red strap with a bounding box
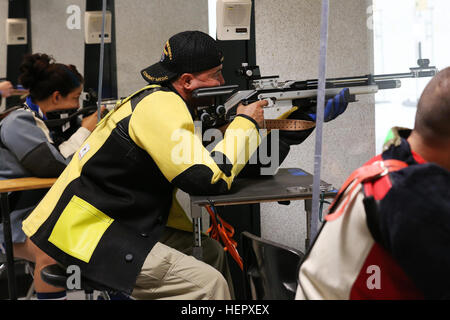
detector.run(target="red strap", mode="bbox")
[363,174,393,201]
[411,150,427,164]
[205,206,243,270]
[325,160,408,222]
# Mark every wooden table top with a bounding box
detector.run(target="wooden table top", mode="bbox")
[0,177,57,193]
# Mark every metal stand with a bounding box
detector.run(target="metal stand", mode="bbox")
[191,204,203,261]
[304,199,312,250]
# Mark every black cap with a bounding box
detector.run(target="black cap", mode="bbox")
[141,31,224,84]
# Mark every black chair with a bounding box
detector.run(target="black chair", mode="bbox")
[41,264,114,300]
[241,231,304,300]
[0,253,35,300]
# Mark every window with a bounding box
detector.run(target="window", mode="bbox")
[373,0,450,153]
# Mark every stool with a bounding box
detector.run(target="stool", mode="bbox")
[41,264,113,300]
[0,177,56,300]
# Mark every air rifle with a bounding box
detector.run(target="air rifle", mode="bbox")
[44,89,117,145]
[192,59,438,129]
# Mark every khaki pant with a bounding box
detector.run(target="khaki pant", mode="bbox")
[132,241,231,300]
[158,227,235,298]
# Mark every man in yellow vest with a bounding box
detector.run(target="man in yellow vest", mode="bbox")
[22,30,267,299]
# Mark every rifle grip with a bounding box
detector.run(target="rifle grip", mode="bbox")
[240,99,258,106]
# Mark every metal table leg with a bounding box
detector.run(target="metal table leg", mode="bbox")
[1,192,17,300]
[191,202,203,261]
[304,199,312,250]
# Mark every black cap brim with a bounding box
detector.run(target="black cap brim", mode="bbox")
[140,62,178,84]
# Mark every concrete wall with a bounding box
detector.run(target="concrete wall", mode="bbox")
[115,0,209,98]
[255,0,375,252]
[30,0,85,76]
[28,0,209,98]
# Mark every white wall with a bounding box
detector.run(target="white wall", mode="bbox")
[255,0,375,252]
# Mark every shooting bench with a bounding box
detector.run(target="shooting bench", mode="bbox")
[190,168,337,260]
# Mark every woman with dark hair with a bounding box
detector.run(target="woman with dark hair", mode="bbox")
[0,53,99,300]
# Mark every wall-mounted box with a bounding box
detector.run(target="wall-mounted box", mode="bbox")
[6,18,27,45]
[84,11,112,44]
[216,0,252,40]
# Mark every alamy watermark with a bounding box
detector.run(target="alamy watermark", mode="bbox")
[170,121,280,176]
[367,5,374,30]
[66,5,81,30]
[66,265,81,290]
[366,265,381,290]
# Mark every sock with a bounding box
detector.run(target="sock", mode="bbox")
[36,291,67,300]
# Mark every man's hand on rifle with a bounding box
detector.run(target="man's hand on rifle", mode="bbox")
[308,88,350,122]
[236,99,268,128]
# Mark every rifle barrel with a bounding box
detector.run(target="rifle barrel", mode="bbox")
[257,85,379,101]
[291,69,436,90]
[374,72,414,80]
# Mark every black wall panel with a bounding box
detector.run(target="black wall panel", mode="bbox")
[83,0,118,102]
[5,0,31,109]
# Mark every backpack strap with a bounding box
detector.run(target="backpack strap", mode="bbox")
[325,160,408,222]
